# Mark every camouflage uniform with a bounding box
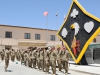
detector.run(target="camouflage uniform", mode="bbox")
[44,47,50,73]
[49,46,57,75]
[0,49,5,61]
[39,48,44,71]
[32,49,37,68]
[24,51,29,66]
[4,49,10,72]
[36,48,41,70]
[56,47,62,71]
[28,50,32,68]
[21,51,24,65]
[60,49,69,75]
[11,49,15,62]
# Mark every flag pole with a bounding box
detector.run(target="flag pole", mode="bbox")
[46,14,48,46]
[56,12,58,45]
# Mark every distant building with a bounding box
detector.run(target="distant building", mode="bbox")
[0,24,62,50]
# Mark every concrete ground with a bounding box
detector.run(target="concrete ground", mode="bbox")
[0,60,91,75]
[69,61,100,75]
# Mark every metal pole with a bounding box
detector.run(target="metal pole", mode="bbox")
[56,13,58,45]
[46,15,48,46]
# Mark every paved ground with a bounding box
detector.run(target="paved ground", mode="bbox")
[0,60,91,75]
[69,61,100,75]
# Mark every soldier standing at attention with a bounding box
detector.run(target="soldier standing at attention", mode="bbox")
[56,47,62,72]
[31,47,37,69]
[20,50,24,65]
[49,46,57,75]
[28,49,32,68]
[4,48,10,72]
[18,50,21,61]
[24,51,29,66]
[11,49,15,62]
[16,50,19,61]
[0,49,5,61]
[36,48,41,70]
[39,47,45,71]
[60,47,69,75]
[44,47,50,74]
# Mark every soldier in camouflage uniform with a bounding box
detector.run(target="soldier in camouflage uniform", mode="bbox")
[31,47,37,68]
[49,46,57,75]
[39,47,44,71]
[4,48,10,72]
[44,47,50,73]
[60,47,69,75]
[0,49,5,61]
[36,48,41,70]
[16,50,19,61]
[56,47,62,72]
[28,49,32,68]
[24,51,29,66]
[11,49,15,62]
[18,50,21,61]
[21,50,24,65]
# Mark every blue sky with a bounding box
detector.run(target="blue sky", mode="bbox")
[0,0,100,30]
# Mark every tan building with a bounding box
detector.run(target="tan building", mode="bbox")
[0,24,99,51]
[0,24,62,51]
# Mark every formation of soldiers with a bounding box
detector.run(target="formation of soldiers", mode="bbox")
[0,45,70,75]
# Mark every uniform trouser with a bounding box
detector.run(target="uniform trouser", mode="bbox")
[16,55,18,61]
[11,56,15,62]
[61,61,68,73]
[45,59,50,72]
[32,59,36,68]
[5,58,9,71]
[43,59,46,70]
[50,60,56,74]
[24,60,28,66]
[21,59,24,65]
[1,55,4,61]
[39,60,44,71]
[57,60,62,71]
[36,59,39,69]
[24,61,27,66]
[28,59,32,67]
[18,56,20,61]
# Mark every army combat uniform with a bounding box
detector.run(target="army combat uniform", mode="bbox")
[60,49,69,75]
[24,51,29,66]
[36,48,41,70]
[28,50,32,68]
[4,49,10,72]
[44,48,50,73]
[49,46,57,75]
[39,48,44,71]
[56,47,62,71]
[11,50,15,62]
[21,51,24,65]
[31,49,37,68]
[0,49,5,61]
